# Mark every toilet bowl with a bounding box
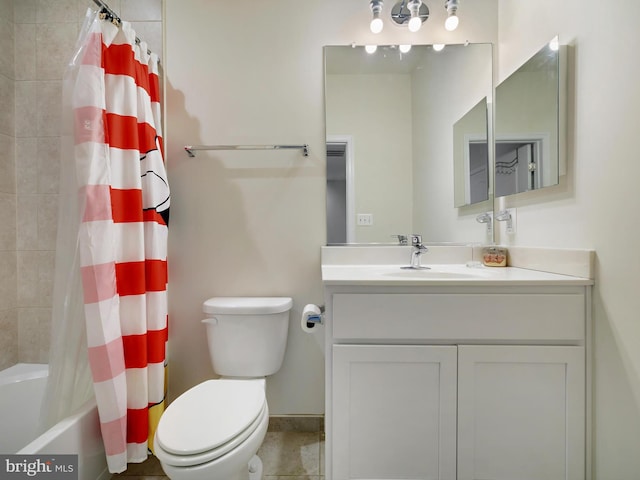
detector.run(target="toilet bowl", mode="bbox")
[154,297,292,480]
[154,379,269,480]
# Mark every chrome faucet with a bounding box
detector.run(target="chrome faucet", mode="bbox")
[495,209,513,231]
[402,234,430,270]
[476,212,493,235]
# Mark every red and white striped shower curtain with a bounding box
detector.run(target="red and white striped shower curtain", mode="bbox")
[72,14,169,474]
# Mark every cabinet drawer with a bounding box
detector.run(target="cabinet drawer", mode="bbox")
[332,293,585,342]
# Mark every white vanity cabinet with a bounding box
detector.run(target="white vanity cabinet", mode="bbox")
[323,283,591,480]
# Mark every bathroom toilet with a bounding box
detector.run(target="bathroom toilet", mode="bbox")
[154,297,292,480]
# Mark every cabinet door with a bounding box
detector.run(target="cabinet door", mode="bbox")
[332,345,457,480]
[457,345,585,480]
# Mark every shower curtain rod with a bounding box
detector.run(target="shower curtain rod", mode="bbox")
[92,0,153,56]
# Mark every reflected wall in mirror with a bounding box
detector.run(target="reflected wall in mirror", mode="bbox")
[453,97,490,207]
[325,43,493,245]
[494,37,565,198]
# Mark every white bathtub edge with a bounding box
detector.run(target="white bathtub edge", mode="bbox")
[0,363,48,385]
[3,363,108,480]
[17,396,96,454]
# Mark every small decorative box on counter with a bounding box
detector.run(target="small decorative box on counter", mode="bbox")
[482,246,507,267]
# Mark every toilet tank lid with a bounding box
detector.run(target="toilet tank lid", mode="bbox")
[203,297,293,315]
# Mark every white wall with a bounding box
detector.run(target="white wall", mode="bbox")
[164,0,498,414]
[497,1,640,477]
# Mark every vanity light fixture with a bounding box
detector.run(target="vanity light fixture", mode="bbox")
[365,44,378,54]
[399,44,412,53]
[433,43,445,51]
[370,0,384,33]
[374,0,463,33]
[444,0,459,31]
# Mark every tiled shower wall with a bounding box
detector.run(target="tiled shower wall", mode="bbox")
[0,0,162,369]
[0,1,17,370]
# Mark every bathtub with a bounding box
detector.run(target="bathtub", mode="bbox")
[0,363,108,480]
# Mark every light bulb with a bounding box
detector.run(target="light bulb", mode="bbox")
[369,0,384,34]
[444,0,459,31]
[365,44,378,54]
[399,44,412,53]
[408,15,422,32]
[549,37,559,51]
[433,43,445,52]
[370,16,383,34]
[445,14,459,31]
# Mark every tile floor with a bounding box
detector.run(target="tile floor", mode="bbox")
[111,416,325,480]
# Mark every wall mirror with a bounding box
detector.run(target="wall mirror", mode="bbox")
[325,43,493,245]
[494,37,565,198]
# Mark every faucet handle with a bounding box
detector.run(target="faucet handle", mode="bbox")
[391,234,408,245]
[409,234,423,246]
[476,212,492,224]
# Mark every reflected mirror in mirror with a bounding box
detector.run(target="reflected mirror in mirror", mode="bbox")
[453,97,490,207]
[325,43,493,245]
[495,37,565,198]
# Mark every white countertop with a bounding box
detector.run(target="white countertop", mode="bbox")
[322,264,594,287]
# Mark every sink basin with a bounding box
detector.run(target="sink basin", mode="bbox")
[383,265,491,279]
[383,269,485,279]
[320,264,495,284]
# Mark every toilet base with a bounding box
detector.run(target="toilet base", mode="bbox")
[160,452,265,480]
[248,455,262,480]
[211,455,262,480]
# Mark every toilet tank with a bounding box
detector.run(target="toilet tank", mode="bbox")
[202,297,292,377]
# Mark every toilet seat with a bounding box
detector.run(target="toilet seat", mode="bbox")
[155,402,268,468]
[155,379,266,467]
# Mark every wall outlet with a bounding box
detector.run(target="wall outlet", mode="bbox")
[357,213,373,226]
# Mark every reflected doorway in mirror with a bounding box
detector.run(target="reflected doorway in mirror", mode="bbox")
[464,137,490,205]
[494,134,548,197]
[326,136,355,244]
